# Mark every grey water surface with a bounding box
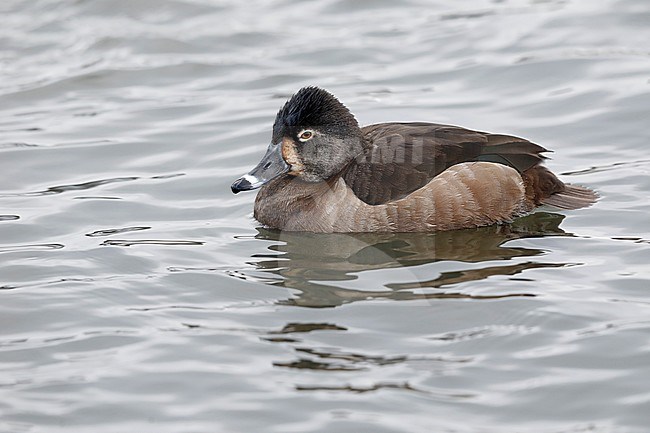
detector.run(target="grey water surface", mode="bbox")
[1,0,650,432]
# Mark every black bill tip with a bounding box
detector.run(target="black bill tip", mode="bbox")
[231,175,262,194]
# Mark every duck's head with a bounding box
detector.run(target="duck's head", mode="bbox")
[231,86,363,193]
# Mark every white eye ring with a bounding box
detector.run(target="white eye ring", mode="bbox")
[298,129,315,142]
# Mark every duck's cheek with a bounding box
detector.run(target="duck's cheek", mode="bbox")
[281,137,305,176]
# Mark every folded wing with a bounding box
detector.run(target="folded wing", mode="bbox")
[344,122,548,205]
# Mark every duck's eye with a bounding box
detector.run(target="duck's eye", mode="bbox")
[298,130,314,142]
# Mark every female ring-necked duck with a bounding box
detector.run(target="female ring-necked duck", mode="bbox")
[231,86,596,232]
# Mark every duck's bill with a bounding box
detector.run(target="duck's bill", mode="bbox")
[231,143,289,194]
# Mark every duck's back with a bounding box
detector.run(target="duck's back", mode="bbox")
[341,122,595,211]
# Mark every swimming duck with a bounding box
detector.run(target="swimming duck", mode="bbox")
[231,86,596,232]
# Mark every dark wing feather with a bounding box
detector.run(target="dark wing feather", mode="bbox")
[476,134,548,170]
[343,122,548,205]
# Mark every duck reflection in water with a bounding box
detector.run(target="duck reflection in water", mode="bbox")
[248,212,572,308]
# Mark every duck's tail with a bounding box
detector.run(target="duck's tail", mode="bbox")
[522,165,598,211]
[541,184,598,210]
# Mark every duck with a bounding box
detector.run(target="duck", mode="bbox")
[231,86,596,233]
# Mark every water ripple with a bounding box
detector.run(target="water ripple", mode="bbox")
[0,243,64,253]
[85,226,151,237]
[100,239,204,247]
[0,177,138,197]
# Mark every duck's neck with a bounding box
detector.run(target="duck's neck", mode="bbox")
[253,174,339,230]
